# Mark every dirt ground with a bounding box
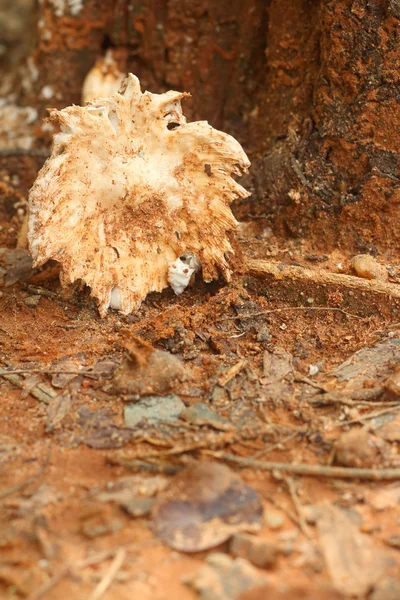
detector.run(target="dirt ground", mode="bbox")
[1,171,400,599]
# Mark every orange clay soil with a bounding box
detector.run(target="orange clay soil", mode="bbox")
[1,205,400,599]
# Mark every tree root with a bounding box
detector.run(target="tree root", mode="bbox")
[246,259,400,299]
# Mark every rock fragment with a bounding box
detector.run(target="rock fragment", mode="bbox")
[124,394,185,427]
[351,254,388,281]
[229,533,279,569]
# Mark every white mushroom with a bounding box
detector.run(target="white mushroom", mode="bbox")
[168,253,201,295]
[81,50,125,104]
[28,74,250,316]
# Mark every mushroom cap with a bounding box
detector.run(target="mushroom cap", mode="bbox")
[28,75,250,316]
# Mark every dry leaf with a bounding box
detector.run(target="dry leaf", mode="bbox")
[152,461,263,552]
[317,503,389,596]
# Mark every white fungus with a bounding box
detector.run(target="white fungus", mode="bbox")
[168,254,201,295]
[28,74,250,316]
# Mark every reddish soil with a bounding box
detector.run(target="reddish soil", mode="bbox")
[1,188,400,598]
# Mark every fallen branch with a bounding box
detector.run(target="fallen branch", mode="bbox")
[207,451,400,481]
[246,259,400,299]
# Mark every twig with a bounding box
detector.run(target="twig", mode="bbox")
[0,448,51,500]
[218,306,363,322]
[341,403,400,426]
[87,548,126,600]
[107,458,182,474]
[218,360,247,386]
[207,451,400,480]
[252,432,298,459]
[294,375,330,392]
[1,372,57,404]
[27,547,131,600]
[308,391,400,408]
[0,368,99,379]
[283,476,312,538]
[27,567,70,600]
[246,259,400,300]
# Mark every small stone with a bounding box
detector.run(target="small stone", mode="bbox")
[180,402,233,431]
[302,505,321,525]
[256,326,271,343]
[229,533,279,569]
[123,497,155,517]
[113,335,192,398]
[124,394,185,427]
[264,510,284,530]
[24,295,41,307]
[351,254,388,281]
[211,385,227,404]
[334,428,381,468]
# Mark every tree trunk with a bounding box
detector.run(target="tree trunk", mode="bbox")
[2,0,399,255]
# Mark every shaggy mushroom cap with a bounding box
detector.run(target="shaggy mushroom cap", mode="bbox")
[28,74,250,316]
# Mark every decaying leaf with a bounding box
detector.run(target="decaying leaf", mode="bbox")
[28,74,250,316]
[317,503,389,596]
[262,348,293,382]
[152,461,263,552]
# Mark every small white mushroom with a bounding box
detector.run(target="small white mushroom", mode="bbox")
[168,253,201,295]
[28,74,250,316]
[82,50,125,104]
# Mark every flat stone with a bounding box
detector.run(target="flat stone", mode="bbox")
[124,394,185,427]
[23,295,41,307]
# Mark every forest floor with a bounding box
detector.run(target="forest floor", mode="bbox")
[1,192,400,600]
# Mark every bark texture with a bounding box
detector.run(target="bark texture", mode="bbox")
[3,0,400,255]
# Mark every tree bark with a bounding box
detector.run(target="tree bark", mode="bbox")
[2,0,400,255]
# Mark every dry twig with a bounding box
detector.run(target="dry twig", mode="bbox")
[0,368,98,379]
[283,476,312,538]
[207,451,400,481]
[218,306,363,322]
[0,448,51,500]
[87,548,126,600]
[246,259,400,300]
[341,403,400,426]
